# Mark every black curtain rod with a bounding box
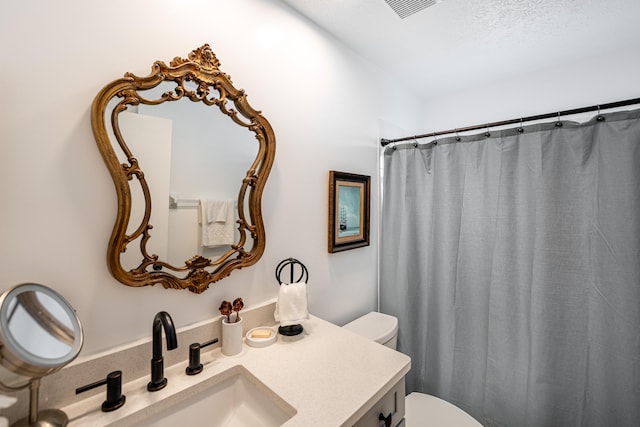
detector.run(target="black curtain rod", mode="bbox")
[380,97,640,147]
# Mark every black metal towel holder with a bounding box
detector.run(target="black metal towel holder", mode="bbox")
[275,257,308,336]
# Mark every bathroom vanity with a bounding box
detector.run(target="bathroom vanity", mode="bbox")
[7,300,409,426]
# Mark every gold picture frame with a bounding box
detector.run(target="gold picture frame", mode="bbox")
[328,171,370,253]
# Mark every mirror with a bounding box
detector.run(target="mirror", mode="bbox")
[0,283,83,378]
[0,283,83,426]
[91,44,276,293]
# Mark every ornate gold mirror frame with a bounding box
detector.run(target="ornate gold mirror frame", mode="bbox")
[92,44,275,293]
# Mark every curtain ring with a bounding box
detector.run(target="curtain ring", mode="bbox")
[597,104,605,121]
[517,118,524,133]
[392,142,397,151]
[432,132,438,145]
[484,125,491,138]
[555,112,563,127]
[455,129,461,142]
[413,136,419,148]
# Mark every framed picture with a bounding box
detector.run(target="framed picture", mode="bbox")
[328,171,370,253]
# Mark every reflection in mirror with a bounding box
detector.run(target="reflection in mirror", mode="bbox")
[0,283,83,427]
[92,44,276,293]
[0,283,83,375]
[8,291,74,359]
[128,83,258,267]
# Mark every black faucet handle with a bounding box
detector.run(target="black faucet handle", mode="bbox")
[76,370,126,412]
[185,338,219,375]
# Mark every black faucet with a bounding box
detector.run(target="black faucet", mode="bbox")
[147,311,178,391]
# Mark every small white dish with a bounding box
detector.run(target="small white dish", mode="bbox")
[245,326,277,348]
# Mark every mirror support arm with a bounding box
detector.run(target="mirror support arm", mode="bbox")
[0,377,29,392]
[28,377,40,425]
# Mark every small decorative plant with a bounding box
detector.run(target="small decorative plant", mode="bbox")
[219,297,244,323]
[219,300,233,323]
[232,297,244,322]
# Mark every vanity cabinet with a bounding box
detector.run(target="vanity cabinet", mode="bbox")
[353,377,405,427]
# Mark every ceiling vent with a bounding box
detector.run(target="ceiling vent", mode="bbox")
[384,0,440,19]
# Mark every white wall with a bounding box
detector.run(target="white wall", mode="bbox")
[0,0,423,356]
[420,46,640,134]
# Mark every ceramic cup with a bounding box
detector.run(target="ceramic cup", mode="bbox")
[221,317,243,356]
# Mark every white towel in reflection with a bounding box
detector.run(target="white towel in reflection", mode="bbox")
[274,282,309,326]
[199,199,235,247]
[206,199,228,223]
[0,394,16,427]
[0,394,16,409]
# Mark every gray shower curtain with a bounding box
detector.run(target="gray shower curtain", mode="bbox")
[380,110,640,426]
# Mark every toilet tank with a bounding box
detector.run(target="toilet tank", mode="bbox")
[343,312,398,349]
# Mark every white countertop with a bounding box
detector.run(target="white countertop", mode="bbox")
[63,315,410,427]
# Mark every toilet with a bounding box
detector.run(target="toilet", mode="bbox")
[343,312,482,426]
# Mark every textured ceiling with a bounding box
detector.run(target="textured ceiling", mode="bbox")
[281,0,640,100]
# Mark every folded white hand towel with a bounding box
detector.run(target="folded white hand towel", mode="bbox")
[274,282,309,326]
[199,199,235,247]
[207,199,228,223]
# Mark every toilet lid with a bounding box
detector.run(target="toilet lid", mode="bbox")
[405,392,482,426]
[342,312,397,345]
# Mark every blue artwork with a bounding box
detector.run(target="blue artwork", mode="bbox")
[337,184,361,238]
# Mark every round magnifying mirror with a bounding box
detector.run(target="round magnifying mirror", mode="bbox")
[0,283,83,379]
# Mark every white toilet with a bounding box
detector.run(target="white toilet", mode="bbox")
[343,312,482,426]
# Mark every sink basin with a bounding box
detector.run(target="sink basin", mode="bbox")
[131,365,296,427]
